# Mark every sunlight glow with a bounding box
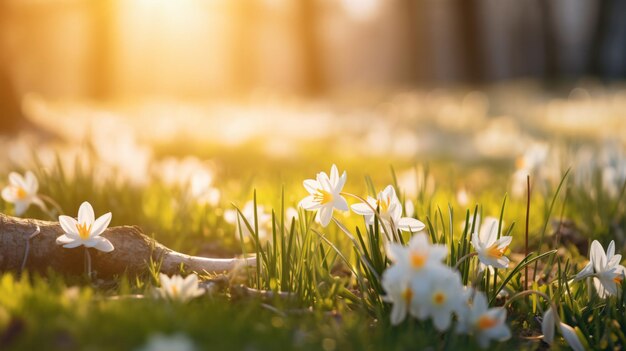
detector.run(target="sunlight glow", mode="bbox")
[340,0,380,20]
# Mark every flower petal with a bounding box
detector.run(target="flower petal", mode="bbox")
[8,172,25,188]
[479,217,499,246]
[63,241,83,249]
[318,205,333,227]
[56,234,76,245]
[91,212,112,237]
[386,243,406,263]
[471,231,482,251]
[334,196,349,211]
[59,215,79,236]
[574,262,593,281]
[397,217,425,233]
[14,201,29,216]
[182,274,199,295]
[541,307,555,345]
[607,240,615,260]
[78,201,95,225]
[92,237,114,252]
[335,171,347,192]
[390,302,407,326]
[303,179,319,194]
[351,202,373,215]
[432,310,452,332]
[473,291,488,313]
[299,195,320,210]
[2,187,16,202]
[329,165,339,186]
[496,236,513,248]
[608,254,622,267]
[25,171,38,193]
[559,323,585,351]
[590,240,606,273]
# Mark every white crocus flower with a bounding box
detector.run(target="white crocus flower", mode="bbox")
[471,217,512,270]
[541,307,556,344]
[559,322,585,351]
[299,164,348,227]
[541,307,585,351]
[1,171,45,216]
[386,233,448,274]
[382,233,448,324]
[154,273,205,302]
[56,201,114,252]
[457,291,511,348]
[351,185,425,233]
[574,240,625,298]
[381,273,415,325]
[411,267,465,331]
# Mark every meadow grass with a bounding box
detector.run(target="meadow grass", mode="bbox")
[1,143,625,351]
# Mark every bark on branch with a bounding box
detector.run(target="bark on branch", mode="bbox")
[0,213,255,277]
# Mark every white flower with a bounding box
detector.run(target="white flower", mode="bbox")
[299,164,348,227]
[456,187,470,206]
[224,201,272,242]
[541,307,585,351]
[382,233,449,325]
[457,291,511,348]
[56,202,114,252]
[515,142,549,172]
[574,240,625,298]
[135,333,196,351]
[351,185,425,233]
[154,273,205,302]
[471,217,512,270]
[559,322,585,351]
[386,233,448,273]
[189,170,221,206]
[411,266,465,331]
[381,272,415,325]
[541,307,556,344]
[1,171,44,216]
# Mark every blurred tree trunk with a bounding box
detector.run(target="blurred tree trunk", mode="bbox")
[458,0,483,83]
[0,4,26,134]
[297,0,323,95]
[0,65,25,133]
[593,0,626,79]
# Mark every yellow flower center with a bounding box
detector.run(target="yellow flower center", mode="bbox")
[432,291,446,305]
[313,189,333,205]
[410,251,427,269]
[402,287,413,304]
[614,275,624,284]
[376,197,390,213]
[477,315,498,330]
[486,244,507,258]
[14,187,27,199]
[76,222,92,240]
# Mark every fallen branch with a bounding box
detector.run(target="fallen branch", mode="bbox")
[0,213,255,277]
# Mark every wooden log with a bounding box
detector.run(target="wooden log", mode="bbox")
[0,213,255,277]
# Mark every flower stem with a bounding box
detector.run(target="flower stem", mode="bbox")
[19,226,41,275]
[84,247,92,279]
